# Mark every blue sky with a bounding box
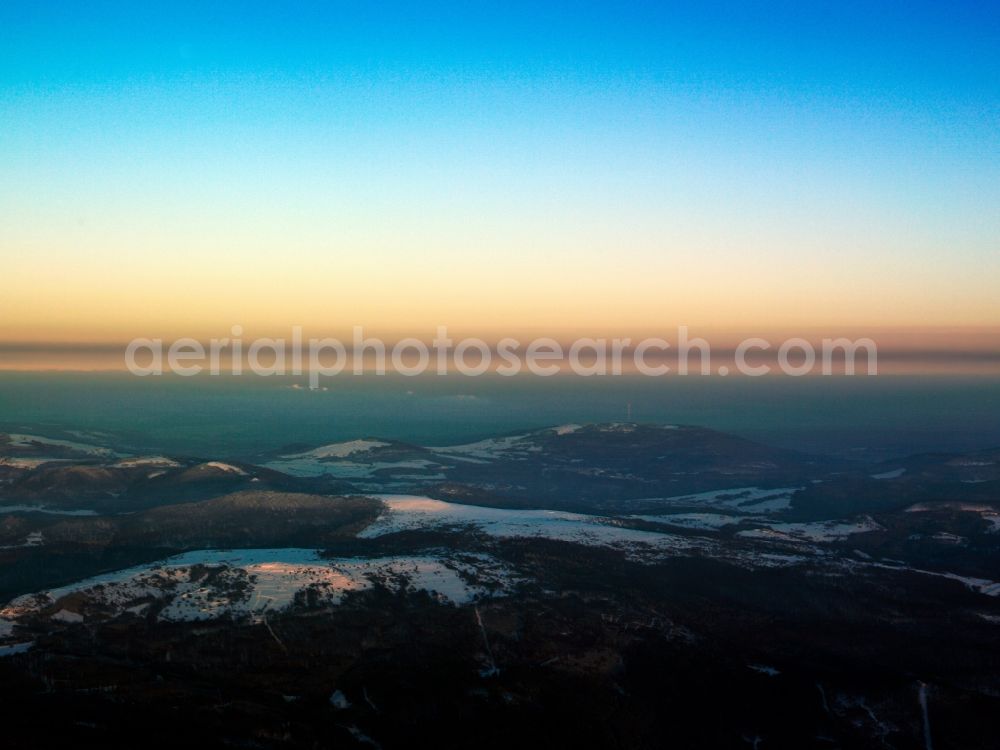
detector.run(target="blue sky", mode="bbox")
[1,2,998,341]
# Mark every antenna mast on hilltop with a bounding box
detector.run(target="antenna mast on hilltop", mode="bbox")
[626,402,632,421]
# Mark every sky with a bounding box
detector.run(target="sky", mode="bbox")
[1,1,998,356]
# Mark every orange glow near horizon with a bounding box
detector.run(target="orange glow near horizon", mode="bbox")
[1,326,997,374]
[3,220,999,349]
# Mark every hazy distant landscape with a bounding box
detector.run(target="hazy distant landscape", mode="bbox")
[2,373,999,460]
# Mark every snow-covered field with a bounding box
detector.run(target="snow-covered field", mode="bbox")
[0,531,44,550]
[428,434,536,461]
[280,440,391,460]
[360,495,714,561]
[906,502,1000,533]
[0,505,98,516]
[427,424,680,462]
[0,457,72,469]
[0,548,519,635]
[3,496,996,654]
[626,486,801,515]
[266,457,441,480]
[112,456,181,469]
[263,440,442,480]
[629,512,743,530]
[3,433,122,459]
[864,562,1000,598]
[737,517,882,543]
[0,640,33,657]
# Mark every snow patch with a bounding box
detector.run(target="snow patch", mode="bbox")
[552,424,582,435]
[0,640,34,657]
[282,440,390,460]
[51,609,84,623]
[329,690,351,709]
[630,487,801,515]
[0,457,72,469]
[738,518,882,543]
[630,513,741,531]
[906,503,1000,533]
[871,468,906,479]
[868,562,1000,597]
[203,462,248,475]
[0,505,98,517]
[113,456,181,469]
[0,531,45,550]
[430,435,530,461]
[4,433,121,458]
[263,458,438,480]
